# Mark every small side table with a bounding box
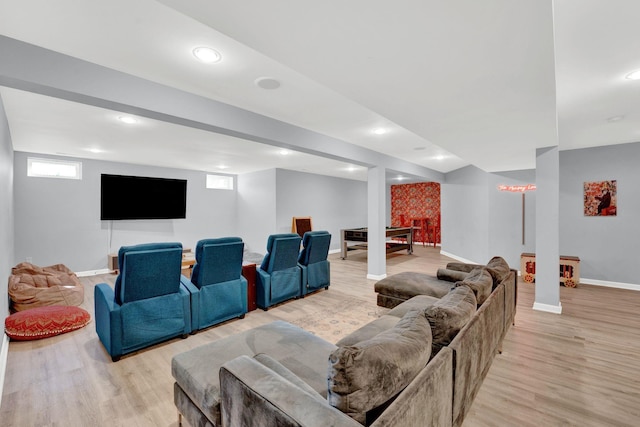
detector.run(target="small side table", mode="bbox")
[242,263,258,311]
[181,253,196,279]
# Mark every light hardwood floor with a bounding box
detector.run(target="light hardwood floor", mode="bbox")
[1,246,639,427]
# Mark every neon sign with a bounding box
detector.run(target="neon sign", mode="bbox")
[497,184,536,192]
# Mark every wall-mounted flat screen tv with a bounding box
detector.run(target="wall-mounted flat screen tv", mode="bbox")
[101,174,187,220]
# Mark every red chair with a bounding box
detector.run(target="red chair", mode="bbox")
[426,214,440,247]
[410,218,428,246]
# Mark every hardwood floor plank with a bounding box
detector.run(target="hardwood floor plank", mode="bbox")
[2,246,639,426]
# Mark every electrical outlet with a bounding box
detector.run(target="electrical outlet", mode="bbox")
[26,257,32,263]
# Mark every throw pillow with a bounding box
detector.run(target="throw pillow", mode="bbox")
[455,267,493,305]
[328,309,432,423]
[436,267,470,283]
[425,286,476,355]
[5,305,91,341]
[485,256,511,287]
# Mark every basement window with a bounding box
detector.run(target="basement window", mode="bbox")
[27,157,82,180]
[206,174,233,190]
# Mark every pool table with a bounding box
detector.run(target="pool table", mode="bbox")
[340,226,413,259]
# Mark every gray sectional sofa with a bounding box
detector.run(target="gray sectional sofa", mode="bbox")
[171,256,516,427]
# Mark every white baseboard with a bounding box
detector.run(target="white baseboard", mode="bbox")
[76,268,111,277]
[367,273,387,281]
[533,301,563,314]
[0,333,9,408]
[580,278,640,291]
[439,251,478,265]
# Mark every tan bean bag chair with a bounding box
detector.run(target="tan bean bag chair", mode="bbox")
[8,262,84,312]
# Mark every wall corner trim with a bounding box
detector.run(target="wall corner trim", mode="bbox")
[0,333,9,409]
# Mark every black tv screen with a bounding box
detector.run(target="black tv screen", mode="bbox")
[101,174,187,220]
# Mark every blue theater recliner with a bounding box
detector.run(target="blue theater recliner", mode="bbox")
[256,233,302,310]
[94,242,195,361]
[185,237,248,332]
[298,230,331,296]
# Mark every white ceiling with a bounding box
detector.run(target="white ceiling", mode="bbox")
[1,0,639,181]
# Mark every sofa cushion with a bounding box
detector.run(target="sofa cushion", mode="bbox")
[485,256,510,287]
[374,272,452,300]
[5,305,91,340]
[455,268,493,305]
[335,315,401,347]
[172,321,336,426]
[386,295,440,318]
[425,286,476,355]
[445,262,479,273]
[253,353,324,401]
[328,310,432,423]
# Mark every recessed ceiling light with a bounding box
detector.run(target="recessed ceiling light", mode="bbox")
[434,155,445,161]
[193,46,222,64]
[118,116,137,124]
[625,70,640,80]
[279,149,290,155]
[607,115,625,123]
[87,148,103,154]
[372,128,387,135]
[255,77,281,90]
[217,164,229,170]
[395,176,406,181]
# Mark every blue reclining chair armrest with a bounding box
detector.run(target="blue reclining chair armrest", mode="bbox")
[180,275,199,333]
[298,263,309,296]
[94,283,122,360]
[240,275,249,313]
[255,268,272,309]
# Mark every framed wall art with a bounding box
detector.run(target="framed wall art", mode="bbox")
[584,180,617,216]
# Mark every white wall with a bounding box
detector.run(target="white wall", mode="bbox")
[442,143,640,286]
[13,152,238,271]
[487,170,537,268]
[560,143,640,284]
[442,166,491,263]
[443,166,537,269]
[237,169,277,254]
[275,169,367,251]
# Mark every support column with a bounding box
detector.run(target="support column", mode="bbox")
[534,146,561,313]
[367,166,386,280]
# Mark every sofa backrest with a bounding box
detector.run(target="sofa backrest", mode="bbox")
[448,283,505,427]
[369,347,453,427]
[424,285,477,356]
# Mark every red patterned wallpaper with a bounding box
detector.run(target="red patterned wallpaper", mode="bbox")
[391,182,441,244]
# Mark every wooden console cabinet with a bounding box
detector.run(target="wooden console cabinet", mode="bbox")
[242,262,257,311]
